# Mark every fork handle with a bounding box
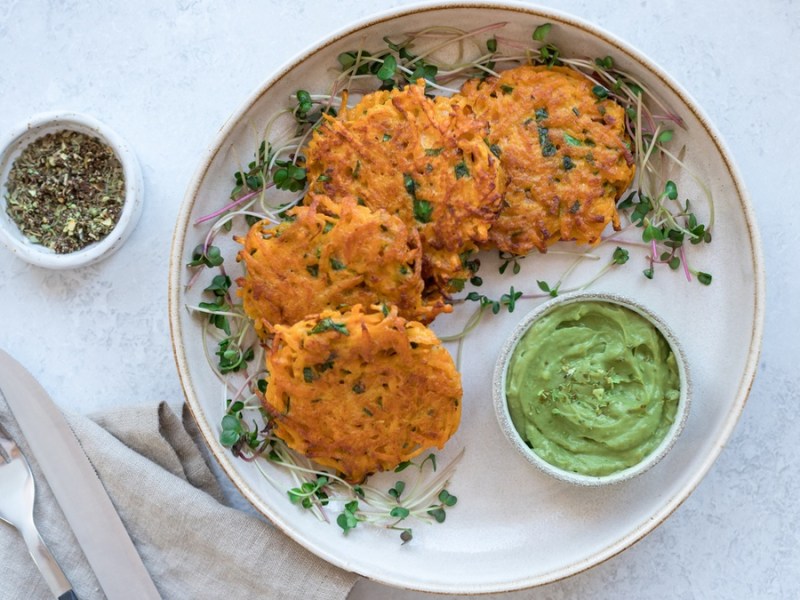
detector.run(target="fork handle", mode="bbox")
[21,524,76,599]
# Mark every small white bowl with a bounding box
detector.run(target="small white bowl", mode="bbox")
[493,291,691,486]
[0,112,143,269]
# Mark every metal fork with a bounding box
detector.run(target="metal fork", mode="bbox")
[0,433,78,599]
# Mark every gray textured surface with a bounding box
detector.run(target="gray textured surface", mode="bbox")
[0,0,795,598]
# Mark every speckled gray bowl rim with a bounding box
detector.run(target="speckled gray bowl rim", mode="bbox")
[168,0,765,594]
[493,291,692,487]
[0,111,143,269]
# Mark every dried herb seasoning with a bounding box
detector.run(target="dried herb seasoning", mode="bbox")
[4,129,125,253]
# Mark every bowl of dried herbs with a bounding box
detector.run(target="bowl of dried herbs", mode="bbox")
[0,112,142,268]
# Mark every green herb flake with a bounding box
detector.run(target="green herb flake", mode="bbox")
[537,126,557,157]
[403,173,416,197]
[309,318,350,336]
[329,257,346,271]
[413,198,433,223]
[563,132,582,146]
[454,161,470,179]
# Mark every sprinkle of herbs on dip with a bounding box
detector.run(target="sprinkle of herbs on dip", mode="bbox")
[4,129,125,253]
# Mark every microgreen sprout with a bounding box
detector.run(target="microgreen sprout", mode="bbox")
[464,285,524,315]
[188,244,223,268]
[498,251,524,275]
[289,476,330,509]
[536,280,559,298]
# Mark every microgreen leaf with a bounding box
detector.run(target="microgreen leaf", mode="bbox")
[595,55,614,70]
[189,244,223,268]
[376,55,397,82]
[612,247,630,265]
[390,506,410,519]
[642,223,666,242]
[394,461,413,473]
[665,180,678,200]
[537,280,558,297]
[427,507,446,523]
[697,272,713,285]
[388,481,406,498]
[532,23,552,41]
[657,130,674,144]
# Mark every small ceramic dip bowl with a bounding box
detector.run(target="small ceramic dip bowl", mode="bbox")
[493,291,691,486]
[0,112,142,269]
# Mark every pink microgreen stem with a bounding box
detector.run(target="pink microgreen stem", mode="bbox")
[185,267,204,291]
[492,35,532,51]
[195,185,271,226]
[680,245,692,282]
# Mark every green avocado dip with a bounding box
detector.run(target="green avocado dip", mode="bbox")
[505,301,681,477]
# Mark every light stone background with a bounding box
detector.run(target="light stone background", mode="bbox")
[0,0,796,598]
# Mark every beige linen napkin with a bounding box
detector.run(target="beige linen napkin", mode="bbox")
[0,399,358,599]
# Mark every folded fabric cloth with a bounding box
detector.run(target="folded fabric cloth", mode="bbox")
[0,399,358,600]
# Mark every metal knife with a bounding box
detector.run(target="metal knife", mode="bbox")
[0,349,161,599]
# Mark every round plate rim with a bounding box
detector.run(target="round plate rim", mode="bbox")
[168,1,766,593]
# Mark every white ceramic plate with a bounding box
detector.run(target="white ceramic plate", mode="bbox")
[169,2,764,594]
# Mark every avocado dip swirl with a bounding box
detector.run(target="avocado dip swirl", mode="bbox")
[505,301,680,477]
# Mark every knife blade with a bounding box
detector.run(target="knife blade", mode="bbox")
[0,349,161,599]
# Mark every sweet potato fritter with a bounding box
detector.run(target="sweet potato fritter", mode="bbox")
[263,304,463,483]
[303,81,504,294]
[236,195,449,338]
[459,65,635,255]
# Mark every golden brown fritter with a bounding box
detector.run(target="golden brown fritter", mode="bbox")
[303,82,504,295]
[459,65,635,255]
[236,195,449,339]
[263,304,463,483]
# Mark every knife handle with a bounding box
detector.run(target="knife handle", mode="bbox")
[58,592,78,600]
